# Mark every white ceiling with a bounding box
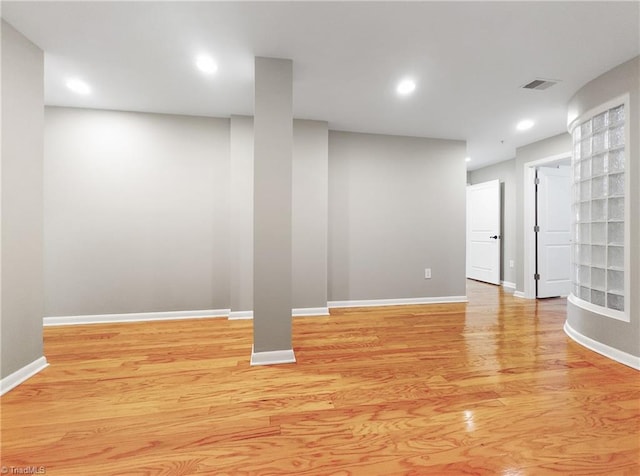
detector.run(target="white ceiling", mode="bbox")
[2,1,639,169]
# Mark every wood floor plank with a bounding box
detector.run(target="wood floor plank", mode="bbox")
[1,279,638,475]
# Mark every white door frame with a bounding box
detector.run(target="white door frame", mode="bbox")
[522,151,572,299]
[536,165,572,298]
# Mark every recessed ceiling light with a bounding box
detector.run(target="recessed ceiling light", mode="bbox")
[465,157,471,162]
[66,78,91,95]
[396,79,416,96]
[196,54,218,75]
[516,119,535,131]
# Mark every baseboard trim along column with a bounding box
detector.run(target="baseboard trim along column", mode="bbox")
[328,295,467,308]
[292,307,330,317]
[230,308,330,319]
[43,309,230,326]
[1,356,49,396]
[250,346,296,366]
[228,310,254,320]
[564,321,640,370]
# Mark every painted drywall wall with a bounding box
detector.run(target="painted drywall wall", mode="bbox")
[45,108,330,320]
[293,120,329,309]
[44,107,464,320]
[328,131,467,302]
[229,116,329,315]
[515,133,572,293]
[229,115,254,315]
[1,21,45,379]
[44,107,231,316]
[469,159,517,287]
[566,56,639,359]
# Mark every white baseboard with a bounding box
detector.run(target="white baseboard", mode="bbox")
[564,321,640,370]
[43,309,230,326]
[230,308,330,319]
[293,307,330,317]
[1,357,49,396]
[513,291,527,299]
[501,281,516,290]
[44,306,331,325]
[250,346,296,366]
[229,310,253,320]
[328,295,467,309]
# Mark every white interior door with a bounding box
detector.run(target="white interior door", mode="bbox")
[537,166,572,297]
[466,179,501,285]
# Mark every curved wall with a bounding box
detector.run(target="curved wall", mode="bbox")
[566,56,639,366]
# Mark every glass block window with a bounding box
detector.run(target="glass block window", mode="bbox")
[571,103,626,317]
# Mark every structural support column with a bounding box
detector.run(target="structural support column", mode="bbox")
[251,57,295,365]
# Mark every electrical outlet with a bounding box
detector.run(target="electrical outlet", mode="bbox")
[509,260,514,269]
[424,268,432,279]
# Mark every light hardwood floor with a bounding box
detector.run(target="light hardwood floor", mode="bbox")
[1,280,638,475]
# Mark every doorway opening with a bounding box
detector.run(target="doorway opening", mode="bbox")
[523,152,572,299]
[466,179,501,285]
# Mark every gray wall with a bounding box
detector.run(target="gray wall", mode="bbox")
[515,133,572,293]
[469,159,517,286]
[328,131,467,302]
[229,115,254,314]
[566,56,639,358]
[45,108,330,320]
[1,21,45,378]
[229,117,329,315]
[44,107,231,316]
[293,120,329,309]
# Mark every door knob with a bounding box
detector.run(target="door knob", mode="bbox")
[490,235,499,239]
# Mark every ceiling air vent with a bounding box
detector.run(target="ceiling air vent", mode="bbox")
[521,78,559,91]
